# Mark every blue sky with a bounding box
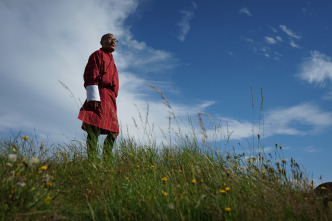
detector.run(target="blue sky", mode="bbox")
[1,0,332,183]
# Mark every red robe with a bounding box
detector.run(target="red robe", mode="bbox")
[78,48,119,134]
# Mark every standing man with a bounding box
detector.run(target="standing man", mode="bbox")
[78,33,119,161]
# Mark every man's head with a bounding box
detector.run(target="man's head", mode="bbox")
[100,33,117,52]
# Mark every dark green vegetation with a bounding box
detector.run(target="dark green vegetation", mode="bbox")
[0,133,331,221]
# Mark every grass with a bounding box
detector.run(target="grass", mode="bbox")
[0,132,331,220]
[1,86,331,220]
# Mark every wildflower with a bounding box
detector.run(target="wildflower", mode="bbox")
[225,187,231,191]
[44,196,52,204]
[151,165,155,168]
[192,179,197,184]
[126,177,129,180]
[179,169,182,173]
[162,191,168,196]
[28,157,40,167]
[22,136,29,141]
[321,187,327,190]
[61,152,67,156]
[168,203,175,209]
[183,191,187,195]
[136,165,140,169]
[8,154,17,162]
[12,145,18,153]
[226,171,231,176]
[46,182,53,187]
[275,143,278,147]
[17,182,26,187]
[200,179,204,183]
[280,145,282,150]
[282,159,286,163]
[40,165,48,171]
[225,207,231,212]
[161,177,168,183]
[219,190,226,194]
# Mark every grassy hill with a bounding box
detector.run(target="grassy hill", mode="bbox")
[1,133,331,220]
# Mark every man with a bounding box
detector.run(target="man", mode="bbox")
[78,33,119,160]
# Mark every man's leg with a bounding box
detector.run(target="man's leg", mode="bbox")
[103,132,118,161]
[86,126,100,160]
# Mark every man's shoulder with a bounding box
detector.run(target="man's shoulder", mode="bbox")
[90,49,103,56]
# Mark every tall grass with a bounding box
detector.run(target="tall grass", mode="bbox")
[1,86,331,220]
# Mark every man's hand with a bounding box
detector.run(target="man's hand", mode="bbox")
[87,101,103,114]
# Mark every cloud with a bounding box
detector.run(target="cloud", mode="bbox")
[264,103,332,135]
[202,103,332,142]
[265,36,277,44]
[239,7,252,16]
[290,40,301,49]
[176,2,197,42]
[0,0,212,145]
[297,51,332,86]
[279,25,301,39]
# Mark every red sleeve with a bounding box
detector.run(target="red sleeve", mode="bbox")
[83,51,101,88]
[112,63,119,97]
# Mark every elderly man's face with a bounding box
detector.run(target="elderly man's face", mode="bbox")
[100,34,117,52]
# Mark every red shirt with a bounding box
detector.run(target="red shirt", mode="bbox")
[78,48,119,133]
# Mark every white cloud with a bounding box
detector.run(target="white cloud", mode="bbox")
[239,7,252,16]
[201,103,332,142]
[279,25,301,39]
[177,2,197,42]
[290,40,301,49]
[265,36,277,44]
[276,36,282,42]
[264,103,332,135]
[298,51,332,86]
[0,0,211,145]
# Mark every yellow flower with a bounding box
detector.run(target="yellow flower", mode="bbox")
[61,152,67,156]
[46,182,53,187]
[40,165,48,171]
[225,187,231,191]
[22,136,29,141]
[282,159,286,163]
[225,207,231,212]
[161,177,168,183]
[226,171,231,176]
[192,179,197,184]
[162,191,168,196]
[200,179,204,183]
[178,169,182,173]
[275,143,278,147]
[279,145,282,150]
[136,165,140,169]
[321,187,327,190]
[219,190,226,194]
[126,177,129,180]
[151,165,155,168]
[44,196,52,204]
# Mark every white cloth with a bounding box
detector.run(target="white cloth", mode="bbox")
[86,85,101,102]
